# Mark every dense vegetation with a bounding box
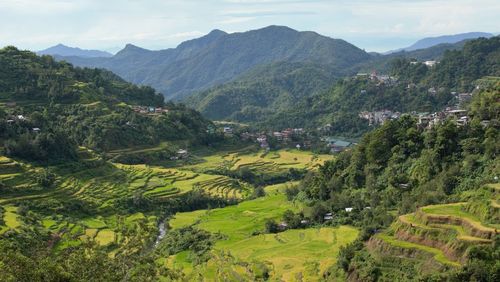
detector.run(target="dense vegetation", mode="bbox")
[0,33,498,281]
[252,36,499,135]
[185,61,337,121]
[0,47,215,162]
[55,25,371,100]
[292,78,499,280]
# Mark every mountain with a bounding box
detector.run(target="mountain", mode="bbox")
[38,43,113,58]
[187,36,499,127]
[0,46,213,155]
[185,61,337,121]
[194,36,499,135]
[387,32,494,53]
[54,26,372,100]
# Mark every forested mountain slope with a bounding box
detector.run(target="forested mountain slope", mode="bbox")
[0,47,214,162]
[293,78,499,280]
[187,36,498,128]
[54,26,372,100]
[236,36,499,134]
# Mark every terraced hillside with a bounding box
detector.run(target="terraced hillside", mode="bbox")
[367,185,499,277]
[185,149,333,174]
[0,147,333,258]
[165,183,359,281]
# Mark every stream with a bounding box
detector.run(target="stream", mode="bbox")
[154,221,166,247]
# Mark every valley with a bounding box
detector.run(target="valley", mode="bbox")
[0,21,498,282]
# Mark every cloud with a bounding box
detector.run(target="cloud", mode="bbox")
[221,10,316,17]
[0,0,498,52]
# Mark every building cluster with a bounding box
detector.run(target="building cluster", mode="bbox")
[4,114,41,133]
[410,60,438,67]
[415,108,472,128]
[239,128,310,150]
[452,92,473,106]
[356,72,398,85]
[359,110,402,126]
[130,105,169,114]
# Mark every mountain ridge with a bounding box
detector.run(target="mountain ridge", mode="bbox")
[386,32,494,53]
[38,43,113,58]
[53,25,372,100]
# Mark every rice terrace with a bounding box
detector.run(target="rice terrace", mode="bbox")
[0,2,499,280]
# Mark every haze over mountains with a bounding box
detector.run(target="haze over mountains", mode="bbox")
[38,44,113,58]
[43,27,494,103]
[48,26,372,100]
[386,32,494,53]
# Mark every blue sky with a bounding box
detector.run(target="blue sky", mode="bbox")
[0,0,498,53]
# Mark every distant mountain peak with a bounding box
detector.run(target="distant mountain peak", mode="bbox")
[38,44,113,58]
[208,29,226,35]
[386,32,494,53]
[123,43,144,50]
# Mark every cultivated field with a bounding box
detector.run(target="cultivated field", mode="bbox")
[0,148,334,258]
[368,185,499,270]
[167,182,359,281]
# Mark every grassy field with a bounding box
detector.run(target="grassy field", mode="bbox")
[169,182,299,241]
[167,182,358,280]
[0,205,21,234]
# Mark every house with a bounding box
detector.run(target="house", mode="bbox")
[176,149,188,159]
[446,109,467,119]
[296,144,301,150]
[17,115,26,120]
[324,212,333,220]
[456,116,469,126]
[223,127,233,134]
[398,183,410,189]
[424,60,437,67]
[282,129,293,141]
[155,107,163,113]
[303,140,312,148]
[273,132,283,141]
[293,128,304,135]
[148,106,155,113]
[256,135,267,143]
[326,139,354,153]
[480,120,491,128]
[345,207,353,212]
[458,93,472,105]
[6,119,14,124]
[300,219,309,225]
[32,128,41,133]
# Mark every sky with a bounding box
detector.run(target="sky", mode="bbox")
[0,0,498,53]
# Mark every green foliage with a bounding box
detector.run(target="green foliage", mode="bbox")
[58,26,371,100]
[186,61,337,121]
[391,37,499,92]
[33,168,56,188]
[0,47,216,160]
[0,46,163,105]
[156,226,222,265]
